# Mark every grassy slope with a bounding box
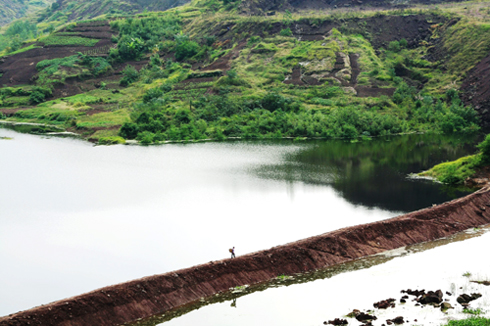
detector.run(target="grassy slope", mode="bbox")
[0,0,53,26]
[1,1,490,144]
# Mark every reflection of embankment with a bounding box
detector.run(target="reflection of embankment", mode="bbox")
[3,187,490,326]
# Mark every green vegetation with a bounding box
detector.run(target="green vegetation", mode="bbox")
[463,308,484,315]
[0,19,38,54]
[443,317,490,326]
[3,1,490,146]
[419,133,490,185]
[38,35,100,47]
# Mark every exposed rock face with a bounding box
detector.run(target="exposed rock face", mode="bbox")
[2,187,490,326]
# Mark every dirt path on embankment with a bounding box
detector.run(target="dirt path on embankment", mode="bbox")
[3,187,490,326]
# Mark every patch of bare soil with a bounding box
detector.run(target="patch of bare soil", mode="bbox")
[464,165,490,188]
[460,53,490,130]
[356,86,395,97]
[2,186,490,326]
[0,21,114,88]
[0,107,32,116]
[240,0,464,15]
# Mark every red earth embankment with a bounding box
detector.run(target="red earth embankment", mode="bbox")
[2,187,490,326]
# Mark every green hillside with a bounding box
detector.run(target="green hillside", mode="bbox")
[35,0,191,26]
[0,0,52,26]
[1,0,490,144]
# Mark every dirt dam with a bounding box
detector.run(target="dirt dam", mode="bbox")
[3,187,490,326]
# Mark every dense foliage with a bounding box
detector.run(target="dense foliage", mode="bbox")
[0,20,37,53]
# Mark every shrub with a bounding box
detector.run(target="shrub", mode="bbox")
[279,28,293,36]
[120,65,139,86]
[388,40,401,52]
[29,91,45,104]
[143,87,164,103]
[118,35,145,60]
[175,40,200,61]
[119,122,139,139]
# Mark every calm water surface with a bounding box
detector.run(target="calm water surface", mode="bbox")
[0,129,484,321]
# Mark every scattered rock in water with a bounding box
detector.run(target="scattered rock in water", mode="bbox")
[346,309,360,318]
[325,318,348,325]
[441,302,454,312]
[418,290,443,304]
[457,293,482,305]
[471,280,490,286]
[401,289,425,297]
[374,298,396,309]
[386,316,404,325]
[356,312,377,322]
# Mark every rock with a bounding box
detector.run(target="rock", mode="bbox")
[400,299,406,303]
[446,291,452,296]
[374,299,396,309]
[327,318,348,325]
[402,289,425,297]
[346,309,360,318]
[441,302,454,312]
[387,317,404,325]
[356,312,377,322]
[418,290,443,304]
[457,293,482,305]
[471,280,490,286]
[342,86,357,95]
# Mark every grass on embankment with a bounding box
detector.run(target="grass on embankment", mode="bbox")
[419,133,490,185]
[444,317,490,326]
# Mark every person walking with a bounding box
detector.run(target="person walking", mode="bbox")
[230,246,236,259]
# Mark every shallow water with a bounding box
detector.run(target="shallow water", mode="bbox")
[137,227,490,326]
[0,129,480,318]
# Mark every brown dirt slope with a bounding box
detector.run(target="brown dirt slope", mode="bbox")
[2,187,490,326]
[460,53,490,130]
[0,22,114,87]
[239,0,464,14]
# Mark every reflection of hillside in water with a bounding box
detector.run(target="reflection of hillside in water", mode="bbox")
[253,134,478,212]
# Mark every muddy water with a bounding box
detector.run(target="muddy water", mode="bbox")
[0,129,480,317]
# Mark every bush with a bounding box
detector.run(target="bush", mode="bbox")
[118,35,145,60]
[119,122,139,139]
[279,28,293,36]
[120,65,139,86]
[388,40,401,52]
[143,87,165,103]
[261,92,290,112]
[29,91,45,104]
[175,40,200,61]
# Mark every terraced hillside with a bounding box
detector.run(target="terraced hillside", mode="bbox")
[35,0,191,25]
[1,1,490,144]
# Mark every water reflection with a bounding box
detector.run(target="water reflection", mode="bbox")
[253,134,478,211]
[130,226,490,326]
[0,129,482,317]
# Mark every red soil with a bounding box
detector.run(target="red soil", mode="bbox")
[2,187,490,326]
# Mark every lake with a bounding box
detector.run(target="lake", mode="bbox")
[0,128,488,325]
